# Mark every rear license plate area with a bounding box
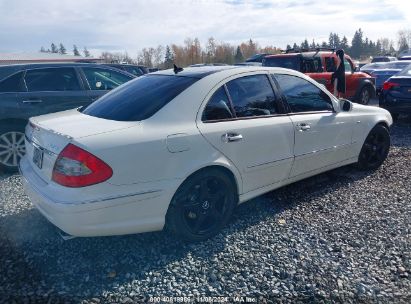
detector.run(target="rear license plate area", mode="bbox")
[33,146,44,169]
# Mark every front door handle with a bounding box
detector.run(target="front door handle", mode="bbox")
[297,123,311,131]
[221,133,243,143]
[22,99,43,103]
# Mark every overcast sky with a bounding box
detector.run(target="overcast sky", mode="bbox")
[0,0,410,56]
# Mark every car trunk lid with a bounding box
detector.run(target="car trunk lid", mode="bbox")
[25,109,137,182]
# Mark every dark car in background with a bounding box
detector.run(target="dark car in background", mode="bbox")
[102,63,148,77]
[361,61,411,93]
[371,56,397,63]
[0,63,135,172]
[245,53,272,63]
[379,64,411,120]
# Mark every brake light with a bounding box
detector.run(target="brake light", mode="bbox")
[383,81,400,91]
[52,144,112,187]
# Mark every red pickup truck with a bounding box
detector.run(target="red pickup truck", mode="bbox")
[263,49,376,104]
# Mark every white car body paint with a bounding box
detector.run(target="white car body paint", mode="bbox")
[20,67,393,237]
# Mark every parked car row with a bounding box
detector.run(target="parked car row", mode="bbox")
[0,63,136,171]
[20,66,392,241]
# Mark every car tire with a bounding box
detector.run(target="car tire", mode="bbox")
[358,86,372,105]
[356,124,390,171]
[165,168,237,242]
[0,123,26,173]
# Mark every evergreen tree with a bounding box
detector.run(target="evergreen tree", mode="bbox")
[340,36,349,51]
[310,39,316,49]
[292,43,299,49]
[73,45,80,56]
[234,46,244,63]
[321,41,328,48]
[164,45,174,69]
[59,43,67,55]
[50,43,58,53]
[83,47,90,57]
[286,44,292,50]
[351,28,364,58]
[300,39,309,49]
[40,46,46,53]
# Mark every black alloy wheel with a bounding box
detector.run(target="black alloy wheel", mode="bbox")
[357,124,390,170]
[166,169,237,242]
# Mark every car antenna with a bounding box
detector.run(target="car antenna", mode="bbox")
[173,64,184,74]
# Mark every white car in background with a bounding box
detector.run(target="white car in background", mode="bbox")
[20,66,392,242]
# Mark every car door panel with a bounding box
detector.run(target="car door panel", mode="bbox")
[199,118,295,193]
[289,112,353,177]
[197,74,295,194]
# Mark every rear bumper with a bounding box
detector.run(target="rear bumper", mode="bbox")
[380,95,411,114]
[20,156,178,237]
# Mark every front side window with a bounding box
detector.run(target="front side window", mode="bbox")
[82,67,132,90]
[83,74,198,121]
[202,86,233,121]
[0,72,25,92]
[123,66,144,76]
[273,74,333,113]
[226,74,278,118]
[25,68,81,92]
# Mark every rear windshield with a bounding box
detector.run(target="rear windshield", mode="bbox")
[263,56,301,71]
[82,74,198,121]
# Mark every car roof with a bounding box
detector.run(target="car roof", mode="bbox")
[266,51,338,58]
[152,65,238,79]
[0,62,134,81]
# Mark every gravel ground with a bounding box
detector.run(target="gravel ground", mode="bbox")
[0,117,410,303]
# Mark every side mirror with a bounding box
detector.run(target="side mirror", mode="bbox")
[340,99,352,112]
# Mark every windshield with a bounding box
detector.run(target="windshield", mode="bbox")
[82,74,198,121]
[263,56,301,71]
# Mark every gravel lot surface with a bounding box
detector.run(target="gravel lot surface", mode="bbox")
[1,116,410,303]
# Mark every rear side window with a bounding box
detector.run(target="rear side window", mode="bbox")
[82,67,133,90]
[263,56,301,71]
[325,57,336,72]
[0,72,25,92]
[25,68,81,92]
[202,86,233,121]
[83,75,198,121]
[273,74,333,113]
[226,74,278,117]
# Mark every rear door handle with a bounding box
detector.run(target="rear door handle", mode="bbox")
[297,123,311,131]
[221,133,243,143]
[22,99,43,103]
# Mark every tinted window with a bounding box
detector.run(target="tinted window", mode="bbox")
[83,75,198,121]
[226,75,278,117]
[25,68,80,92]
[0,72,25,92]
[202,86,233,121]
[325,57,336,72]
[123,66,144,76]
[263,56,301,71]
[273,74,333,112]
[82,67,132,90]
[301,58,323,73]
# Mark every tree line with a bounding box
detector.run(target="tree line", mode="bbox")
[39,28,411,68]
[40,43,91,57]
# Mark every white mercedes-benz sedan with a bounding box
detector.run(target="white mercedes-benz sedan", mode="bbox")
[20,66,392,241]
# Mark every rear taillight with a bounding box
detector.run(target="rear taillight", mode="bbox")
[52,144,112,187]
[383,81,400,91]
